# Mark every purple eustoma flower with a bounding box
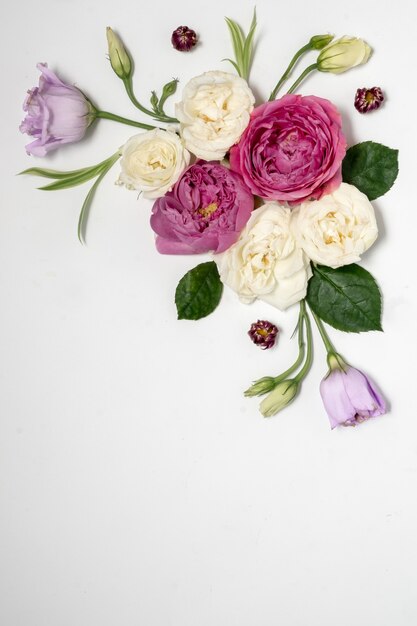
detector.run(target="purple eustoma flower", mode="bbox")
[20,63,95,156]
[320,354,386,429]
[150,161,254,254]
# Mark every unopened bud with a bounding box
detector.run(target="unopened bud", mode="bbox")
[244,377,277,398]
[317,36,372,74]
[309,34,334,50]
[106,27,132,80]
[260,380,299,417]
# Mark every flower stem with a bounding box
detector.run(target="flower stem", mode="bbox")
[272,304,306,384]
[95,110,156,130]
[123,79,178,124]
[269,43,312,101]
[309,307,337,355]
[286,63,318,94]
[294,301,313,383]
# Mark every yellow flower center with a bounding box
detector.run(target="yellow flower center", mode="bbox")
[198,202,218,218]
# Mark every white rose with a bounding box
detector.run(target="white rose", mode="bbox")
[215,203,312,311]
[293,183,378,268]
[176,71,255,161]
[118,129,190,198]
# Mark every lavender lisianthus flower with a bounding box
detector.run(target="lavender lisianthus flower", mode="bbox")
[320,354,386,429]
[150,161,254,254]
[20,63,95,156]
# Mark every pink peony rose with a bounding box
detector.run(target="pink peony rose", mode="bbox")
[150,161,254,254]
[229,94,347,204]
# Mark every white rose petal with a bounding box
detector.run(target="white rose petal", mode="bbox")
[215,203,312,311]
[293,182,378,268]
[176,71,255,161]
[118,129,190,199]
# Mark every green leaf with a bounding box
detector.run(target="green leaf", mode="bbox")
[242,8,257,79]
[77,169,107,244]
[342,141,399,201]
[19,166,90,180]
[222,58,241,75]
[38,165,106,191]
[224,11,257,80]
[175,262,223,320]
[306,264,382,333]
[77,153,121,244]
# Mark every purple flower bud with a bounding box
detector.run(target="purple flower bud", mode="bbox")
[20,64,95,157]
[171,26,198,52]
[248,320,279,350]
[320,354,386,429]
[354,87,384,113]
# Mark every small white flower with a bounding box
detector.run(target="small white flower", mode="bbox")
[176,71,255,161]
[317,36,372,74]
[118,129,190,198]
[292,182,378,268]
[215,203,312,311]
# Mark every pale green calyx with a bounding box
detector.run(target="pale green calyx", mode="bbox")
[309,34,334,50]
[327,352,348,372]
[106,27,132,80]
[260,380,299,417]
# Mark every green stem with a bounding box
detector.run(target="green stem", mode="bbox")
[269,43,312,101]
[287,63,318,94]
[123,79,178,124]
[95,110,156,130]
[294,302,313,383]
[273,303,306,383]
[309,307,337,355]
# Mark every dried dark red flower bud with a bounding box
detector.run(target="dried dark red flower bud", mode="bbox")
[171,26,198,52]
[248,320,279,350]
[354,87,384,113]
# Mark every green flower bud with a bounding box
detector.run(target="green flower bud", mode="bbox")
[150,91,159,112]
[158,78,179,111]
[106,27,132,80]
[309,34,334,50]
[162,78,179,99]
[317,36,372,74]
[244,376,277,398]
[259,380,299,417]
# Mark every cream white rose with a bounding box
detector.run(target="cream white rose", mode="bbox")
[317,36,371,74]
[118,129,190,198]
[293,183,378,268]
[176,71,255,161]
[215,203,312,311]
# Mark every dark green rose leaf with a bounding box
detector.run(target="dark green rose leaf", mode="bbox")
[175,261,223,320]
[342,141,398,200]
[307,264,382,332]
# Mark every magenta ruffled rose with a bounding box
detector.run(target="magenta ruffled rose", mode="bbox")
[230,94,347,204]
[20,63,95,157]
[150,161,254,254]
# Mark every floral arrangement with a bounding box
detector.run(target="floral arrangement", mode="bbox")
[19,12,399,429]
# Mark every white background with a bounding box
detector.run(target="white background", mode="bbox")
[1,0,416,624]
